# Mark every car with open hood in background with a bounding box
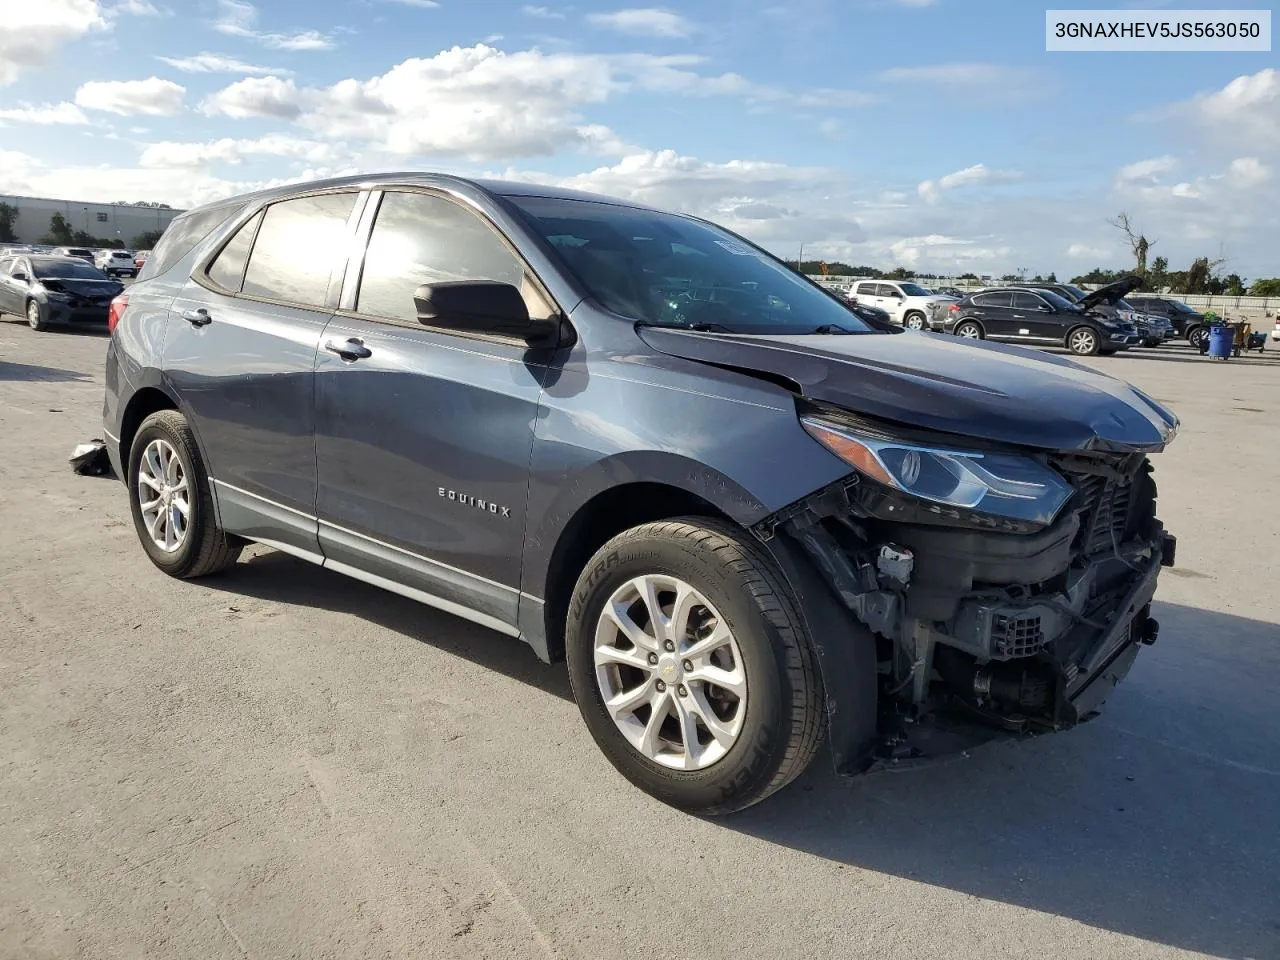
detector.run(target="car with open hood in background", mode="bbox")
[945,280,1144,355]
[102,173,1179,814]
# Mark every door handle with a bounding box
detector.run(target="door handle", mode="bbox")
[182,308,212,327]
[325,337,372,361]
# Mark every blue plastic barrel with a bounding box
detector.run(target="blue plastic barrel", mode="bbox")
[1207,325,1234,358]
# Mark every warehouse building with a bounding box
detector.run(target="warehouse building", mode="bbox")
[0,193,183,248]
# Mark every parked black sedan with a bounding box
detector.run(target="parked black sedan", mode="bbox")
[0,255,125,331]
[941,286,1142,356]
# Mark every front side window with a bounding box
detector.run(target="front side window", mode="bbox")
[0,258,13,276]
[1013,292,1047,310]
[242,192,357,308]
[356,190,535,325]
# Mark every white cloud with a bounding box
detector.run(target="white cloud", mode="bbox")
[522,4,565,16]
[1181,68,1279,148]
[587,8,693,38]
[1067,243,1115,260]
[194,46,859,163]
[918,163,1022,201]
[0,0,108,85]
[201,76,302,119]
[139,135,340,168]
[75,77,186,116]
[892,0,940,6]
[383,0,439,6]
[213,0,334,51]
[0,102,90,125]
[880,62,1021,85]
[158,52,288,75]
[1226,156,1271,188]
[108,0,165,16]
[1114,155,1177,188]
[0,150,357,208]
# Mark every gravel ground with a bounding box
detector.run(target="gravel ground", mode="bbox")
[1,322,1277,960]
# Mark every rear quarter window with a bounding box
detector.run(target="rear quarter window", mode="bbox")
[138,202,246,281]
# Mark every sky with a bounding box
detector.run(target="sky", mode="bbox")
[0,0,1276,278]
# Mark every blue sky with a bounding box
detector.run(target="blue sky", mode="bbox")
[1,0,1276,277]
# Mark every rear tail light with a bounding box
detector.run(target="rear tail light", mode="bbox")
[949,303,961,312]
[108,293,129,334]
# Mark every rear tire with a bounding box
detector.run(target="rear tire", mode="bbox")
[954,320,983,340]
[566,518,825,815]
[127,410,242,579]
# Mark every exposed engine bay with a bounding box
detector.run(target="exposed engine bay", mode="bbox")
[756,443,1177,770]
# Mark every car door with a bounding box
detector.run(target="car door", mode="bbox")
[877,283,905,322]
[1011,291,1060,341]
[162,189,364,561]
[971,291,1016,338]
[312,187,558,633]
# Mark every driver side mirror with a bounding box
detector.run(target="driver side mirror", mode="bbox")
[414,280,561,347]
[11,271,29,282]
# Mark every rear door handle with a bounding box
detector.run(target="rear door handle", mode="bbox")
[325,337,372,361]
[182,308,212,327]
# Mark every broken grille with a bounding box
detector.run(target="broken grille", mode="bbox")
[992,613,1046,658]
[1075,476,1134,556]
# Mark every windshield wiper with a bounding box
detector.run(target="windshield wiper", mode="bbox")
[811,324,857,335]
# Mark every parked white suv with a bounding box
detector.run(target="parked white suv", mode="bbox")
[848,279,953,330]
[95,249,138,278]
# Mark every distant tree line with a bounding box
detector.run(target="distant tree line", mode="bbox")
[33,213,163,250]
[1069,257,1276,297]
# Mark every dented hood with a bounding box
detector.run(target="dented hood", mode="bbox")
[639,326,1179,453]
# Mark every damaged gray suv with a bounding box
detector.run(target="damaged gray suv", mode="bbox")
[103,174,1179,814]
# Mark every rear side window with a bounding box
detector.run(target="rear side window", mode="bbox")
[854,282,875,297]
[355,190,526,324]
[241,192,357,308]
[140,203,243,281]
[206,211,262,293]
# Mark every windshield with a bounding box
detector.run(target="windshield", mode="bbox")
[898,282,931,297]
[509,196,873,334]
[32,259,111,280]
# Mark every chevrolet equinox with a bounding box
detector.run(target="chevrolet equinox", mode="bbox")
[103,174,1179,814]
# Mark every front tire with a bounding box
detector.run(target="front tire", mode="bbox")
[904,311,926,331]
[127,410,242,578]
[26,300,47,331]
[1067,326,1100,356]
[566,518,825,815]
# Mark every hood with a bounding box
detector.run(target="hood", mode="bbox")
[1077,276,1142,312]
[638,326,1179,454]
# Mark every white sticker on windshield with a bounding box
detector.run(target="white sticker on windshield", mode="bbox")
[714,239,761,257]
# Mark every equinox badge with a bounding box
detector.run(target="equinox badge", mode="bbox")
[439,487,511,518]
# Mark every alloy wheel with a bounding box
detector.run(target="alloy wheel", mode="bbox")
[1070,329,1097,354]
[593,574,748,771]
[136,438,190,553]
[957,323,980,339]
[27,301,41,329]
[906,314,925,330]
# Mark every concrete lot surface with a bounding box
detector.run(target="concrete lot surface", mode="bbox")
[1,324,1277,960]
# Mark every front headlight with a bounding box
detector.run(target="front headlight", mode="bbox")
[800,416,1074,526]
[35,284,71,302]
